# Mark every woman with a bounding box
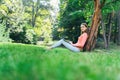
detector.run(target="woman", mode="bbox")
[50,23,88,52]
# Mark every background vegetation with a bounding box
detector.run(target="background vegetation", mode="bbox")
[0,0,120,49]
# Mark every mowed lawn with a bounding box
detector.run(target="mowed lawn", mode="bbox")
[0,43,120,80]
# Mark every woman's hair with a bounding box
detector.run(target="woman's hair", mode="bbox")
[81,23,90,51]
[81,23,89,34]
[81,23,88,28]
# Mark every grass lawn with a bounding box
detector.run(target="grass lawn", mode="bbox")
[0,43,120,80]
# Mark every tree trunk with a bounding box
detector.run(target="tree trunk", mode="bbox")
[32,2,35,27]
[31,0,40,27]
[101,18,108,48]
[118,10,120,45]
[107,13,113,47]
[86,0,102,51]
[113,13,117,44]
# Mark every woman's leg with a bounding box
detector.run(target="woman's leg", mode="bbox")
[51,39,80,52]
[51,39,64,48]
[61,40,80,52]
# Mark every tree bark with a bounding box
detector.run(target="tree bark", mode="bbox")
[113,13,117,44]
[101,18,108,48]
[31,0,40,27]
[107,13,114,47]
[86,0,102,51]
[32,2,35,27]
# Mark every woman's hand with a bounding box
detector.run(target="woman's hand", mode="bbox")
[68,41,76,46]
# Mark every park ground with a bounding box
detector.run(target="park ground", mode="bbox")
[0,42,120,80]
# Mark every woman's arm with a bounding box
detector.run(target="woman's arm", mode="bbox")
[72,33,88,48]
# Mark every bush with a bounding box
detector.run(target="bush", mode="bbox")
[25,29,37,44]
[0,23,11,42]
[10,26,26,43]
[10,24,37,44]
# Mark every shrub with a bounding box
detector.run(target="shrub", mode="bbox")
[0,23,11,42]
[10,24,37,44]
[10,26,26,43]
[25,29,37,44]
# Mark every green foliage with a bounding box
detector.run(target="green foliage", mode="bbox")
[83,1,94,26]
[10,25,37,44]
[0,23,11,42]
[102,0,120,14]
[0,43,120,80]
[22,0,53,43]
[1,0,120,45]
[0,4,8,17]
[57,0,88,42]
[9,26,26,43]
[25,29,37,44]
[56,0,120,43]
[52,26,62,40]
[0,0,53,44]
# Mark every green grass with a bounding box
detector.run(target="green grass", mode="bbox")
[0,43,120,80]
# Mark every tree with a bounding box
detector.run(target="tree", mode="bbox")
[85,0,120,51]
[58,0,87,42]
[31,0,40,27]
[0,0,54,44]
[117,10,120,45]
[101,12,114,48]
[85,0,102,51]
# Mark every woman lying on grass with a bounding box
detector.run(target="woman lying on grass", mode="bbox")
[50,23,89,52]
